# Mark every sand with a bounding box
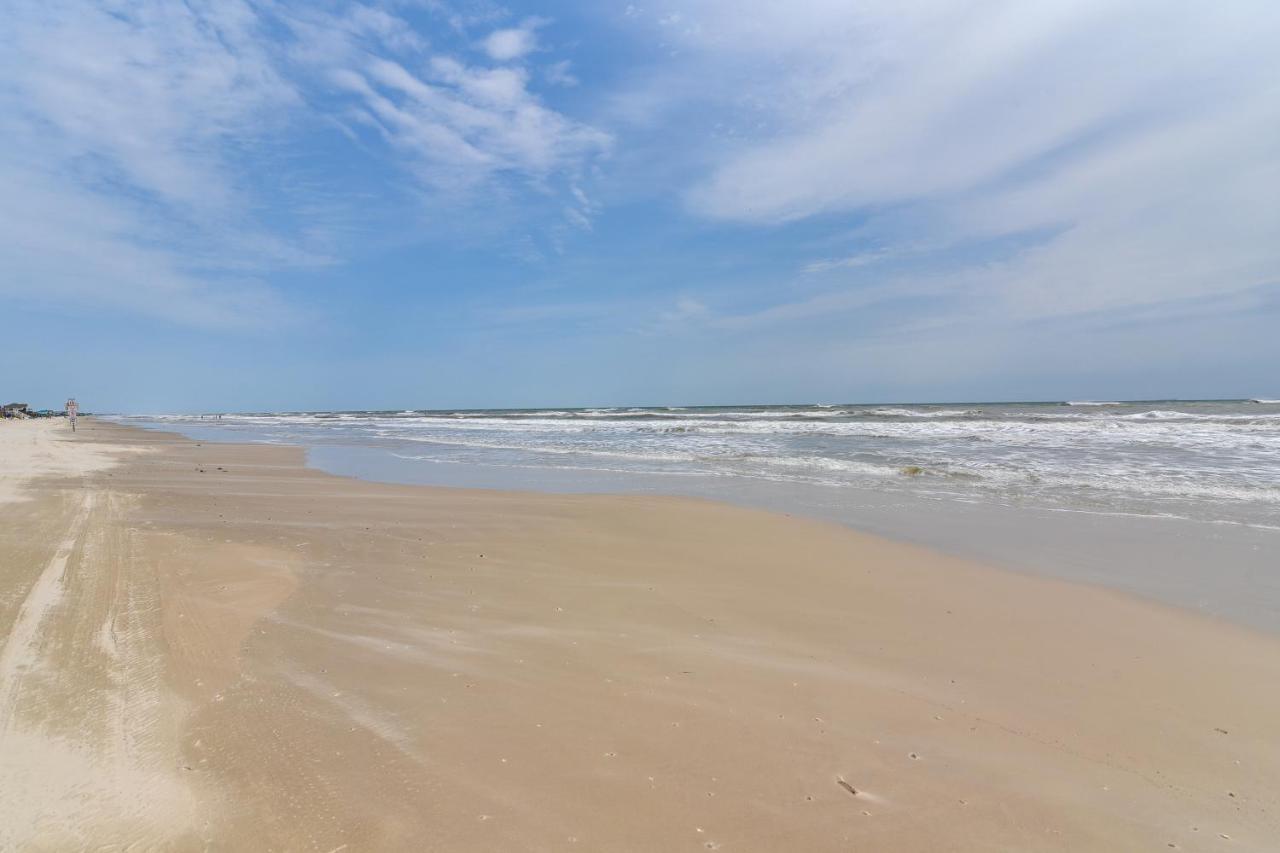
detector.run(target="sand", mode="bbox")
[0,417,125,505]
[2,418,1279,851]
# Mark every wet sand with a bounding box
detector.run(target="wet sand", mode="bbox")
[2,418,1279,850]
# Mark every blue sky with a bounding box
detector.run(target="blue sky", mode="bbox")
[2,0,1278,412]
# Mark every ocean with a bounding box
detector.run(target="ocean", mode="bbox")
[111,399,1280,629]
[116,400,1280,528]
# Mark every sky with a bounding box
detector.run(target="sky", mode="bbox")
[2,0,1278,412]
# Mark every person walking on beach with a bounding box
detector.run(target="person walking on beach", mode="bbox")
[66,397,78,432]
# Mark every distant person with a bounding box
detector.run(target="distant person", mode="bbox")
[66,397,78,432]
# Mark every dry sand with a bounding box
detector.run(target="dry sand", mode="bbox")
[2,417,1279,851]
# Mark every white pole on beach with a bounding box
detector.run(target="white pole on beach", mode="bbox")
[66,398,78,432]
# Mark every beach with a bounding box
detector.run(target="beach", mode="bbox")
[3,417,1280,850]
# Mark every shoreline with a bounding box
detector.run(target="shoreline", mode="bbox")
[3,418,1279,849]
[122,414,1280,633]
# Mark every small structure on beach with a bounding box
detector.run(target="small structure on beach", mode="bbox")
[2,402,31,419]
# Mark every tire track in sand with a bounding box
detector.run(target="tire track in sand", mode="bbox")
[0,487,203,850]
[0,491,95,724]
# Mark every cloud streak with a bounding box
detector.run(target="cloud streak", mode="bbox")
[334,54,608,189]
[0,0,307,327]
[0,0,608,328]
[628,0,1280,327]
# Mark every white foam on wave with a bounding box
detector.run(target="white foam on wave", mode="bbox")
[113,401,1280,529]
[865,408,978,418]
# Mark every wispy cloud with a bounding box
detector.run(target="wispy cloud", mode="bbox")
[656,296,710,327]
[624,0,1280,327]
[332,54,609,189]
[802,247,902,275]
[0,0,608,328]
[275,3,608,228]
[0,0,309,327]
[544,60,580,88]
[0,162,300,329]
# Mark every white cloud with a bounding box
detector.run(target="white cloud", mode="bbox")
[285,7,607,216]
[333,53,610,191]
[482,22,541,62]
[631,0,1280,324]
[2,0,295,210]
[0,164,297,329]
[0,1,609,326]
[0,0,310,327]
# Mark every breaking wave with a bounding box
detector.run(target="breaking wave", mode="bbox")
[109,399,1280,529]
